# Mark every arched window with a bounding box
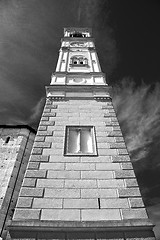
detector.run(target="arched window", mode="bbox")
[70,55,88,66]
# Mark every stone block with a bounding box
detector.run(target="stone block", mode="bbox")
[44,188,80,198]
[98,149,118,156]
[20,187,43,197]
[81,156,112,163]
[66,163,95,171]
[115,137,125,142]
[22,178,36,187]
[43,109,51,113]
[121,208,148,219]
[30,155,49,162]
[96,137,116,143]
[97,142,110,148]
[40,163,64,170]
[13,209,40,220]
[38,126,47,131]
[118,149,128,155]
[64,179,97,188]
[121,162,133,170]
[36,131,53,136]
[34,136,45,142]
[81,170,113,179]
[64,199,98,209]
[104,112,116,117]
[45,136,64,143]
[97,179,124,188]
[27,162,39,169]
[33,142,51,148]
[37,179,64,188]
[51,143,63,149]
[118,188,141,197]
[33,198,62,208]
[101,198,129,208]
[96,163,121,170]
[107,131,123,137]
[47,170,80,179]
[49,156,80,163]
[41,116,49,121]
[25,169,46,178]
[125,179,138,187]
[42,148,63,155]
[41,209,80,221]
[81,189,117,198]
[109,143,126,149]
[112,156,130,162]
[16,197,33,208]
[42,112,56,117]
[114,170,135,178]
[40,121,55,126]
[54,131,65,137]
[128,198,145,208]
[82,209,121,221]
[32,148,43,155]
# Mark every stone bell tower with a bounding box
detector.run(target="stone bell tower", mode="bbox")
[8,28,155,240]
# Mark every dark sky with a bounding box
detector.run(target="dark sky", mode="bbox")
[0,0,160,238]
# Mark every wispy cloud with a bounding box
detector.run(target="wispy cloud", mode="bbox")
[113,78,160,162]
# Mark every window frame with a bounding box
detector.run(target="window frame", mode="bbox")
[64,126,98,156]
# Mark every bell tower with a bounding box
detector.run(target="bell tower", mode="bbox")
[8,28,156,240]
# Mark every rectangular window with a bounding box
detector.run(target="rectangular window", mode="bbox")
[64,126,97,156]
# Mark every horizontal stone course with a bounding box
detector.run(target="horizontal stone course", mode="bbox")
[112,156,130,162]
[30,155,49,162]
[96,163,121,170]
[40,121,55,126]
[36,131,53,136]
[43,148,63,155]
[44,188,80,198]
[27,162,39,169]
[128,198,145,208]
[20,187,44,197]
[97,179,124,188]
[121,162,133,170]
[37,179,64,188]
[109,143,126,149]
[34,136,45,142]
[64,179,97,188]
[40,162,64,170]
[25,169,47,178]
[66,163,95,171]
[49,156,80,162]
[81,209,121,221]
[118,188,141,197]
[16,197,33,208]
[41,209,80,221]
[121,208,148,219]
[124,179,138,187]
[98,149,118,156]
[32,147,43,155]
[81,170,113,179]
[47,170,80,179]
[81,156,112,163]
[81,189,117,198]
[63,199,98,209]
[33,198,62,208]
[22,178,36,187]
[33,142,51,148]
[13,209,40,220]
[114,170,135,179]
[100,198,129,208]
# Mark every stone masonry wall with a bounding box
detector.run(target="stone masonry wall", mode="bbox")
[13,98,148,222]
[0,127,35,239]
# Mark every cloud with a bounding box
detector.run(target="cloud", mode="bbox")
[28,97,45,128]
[112,78,160,209]
[113,78,160,162]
